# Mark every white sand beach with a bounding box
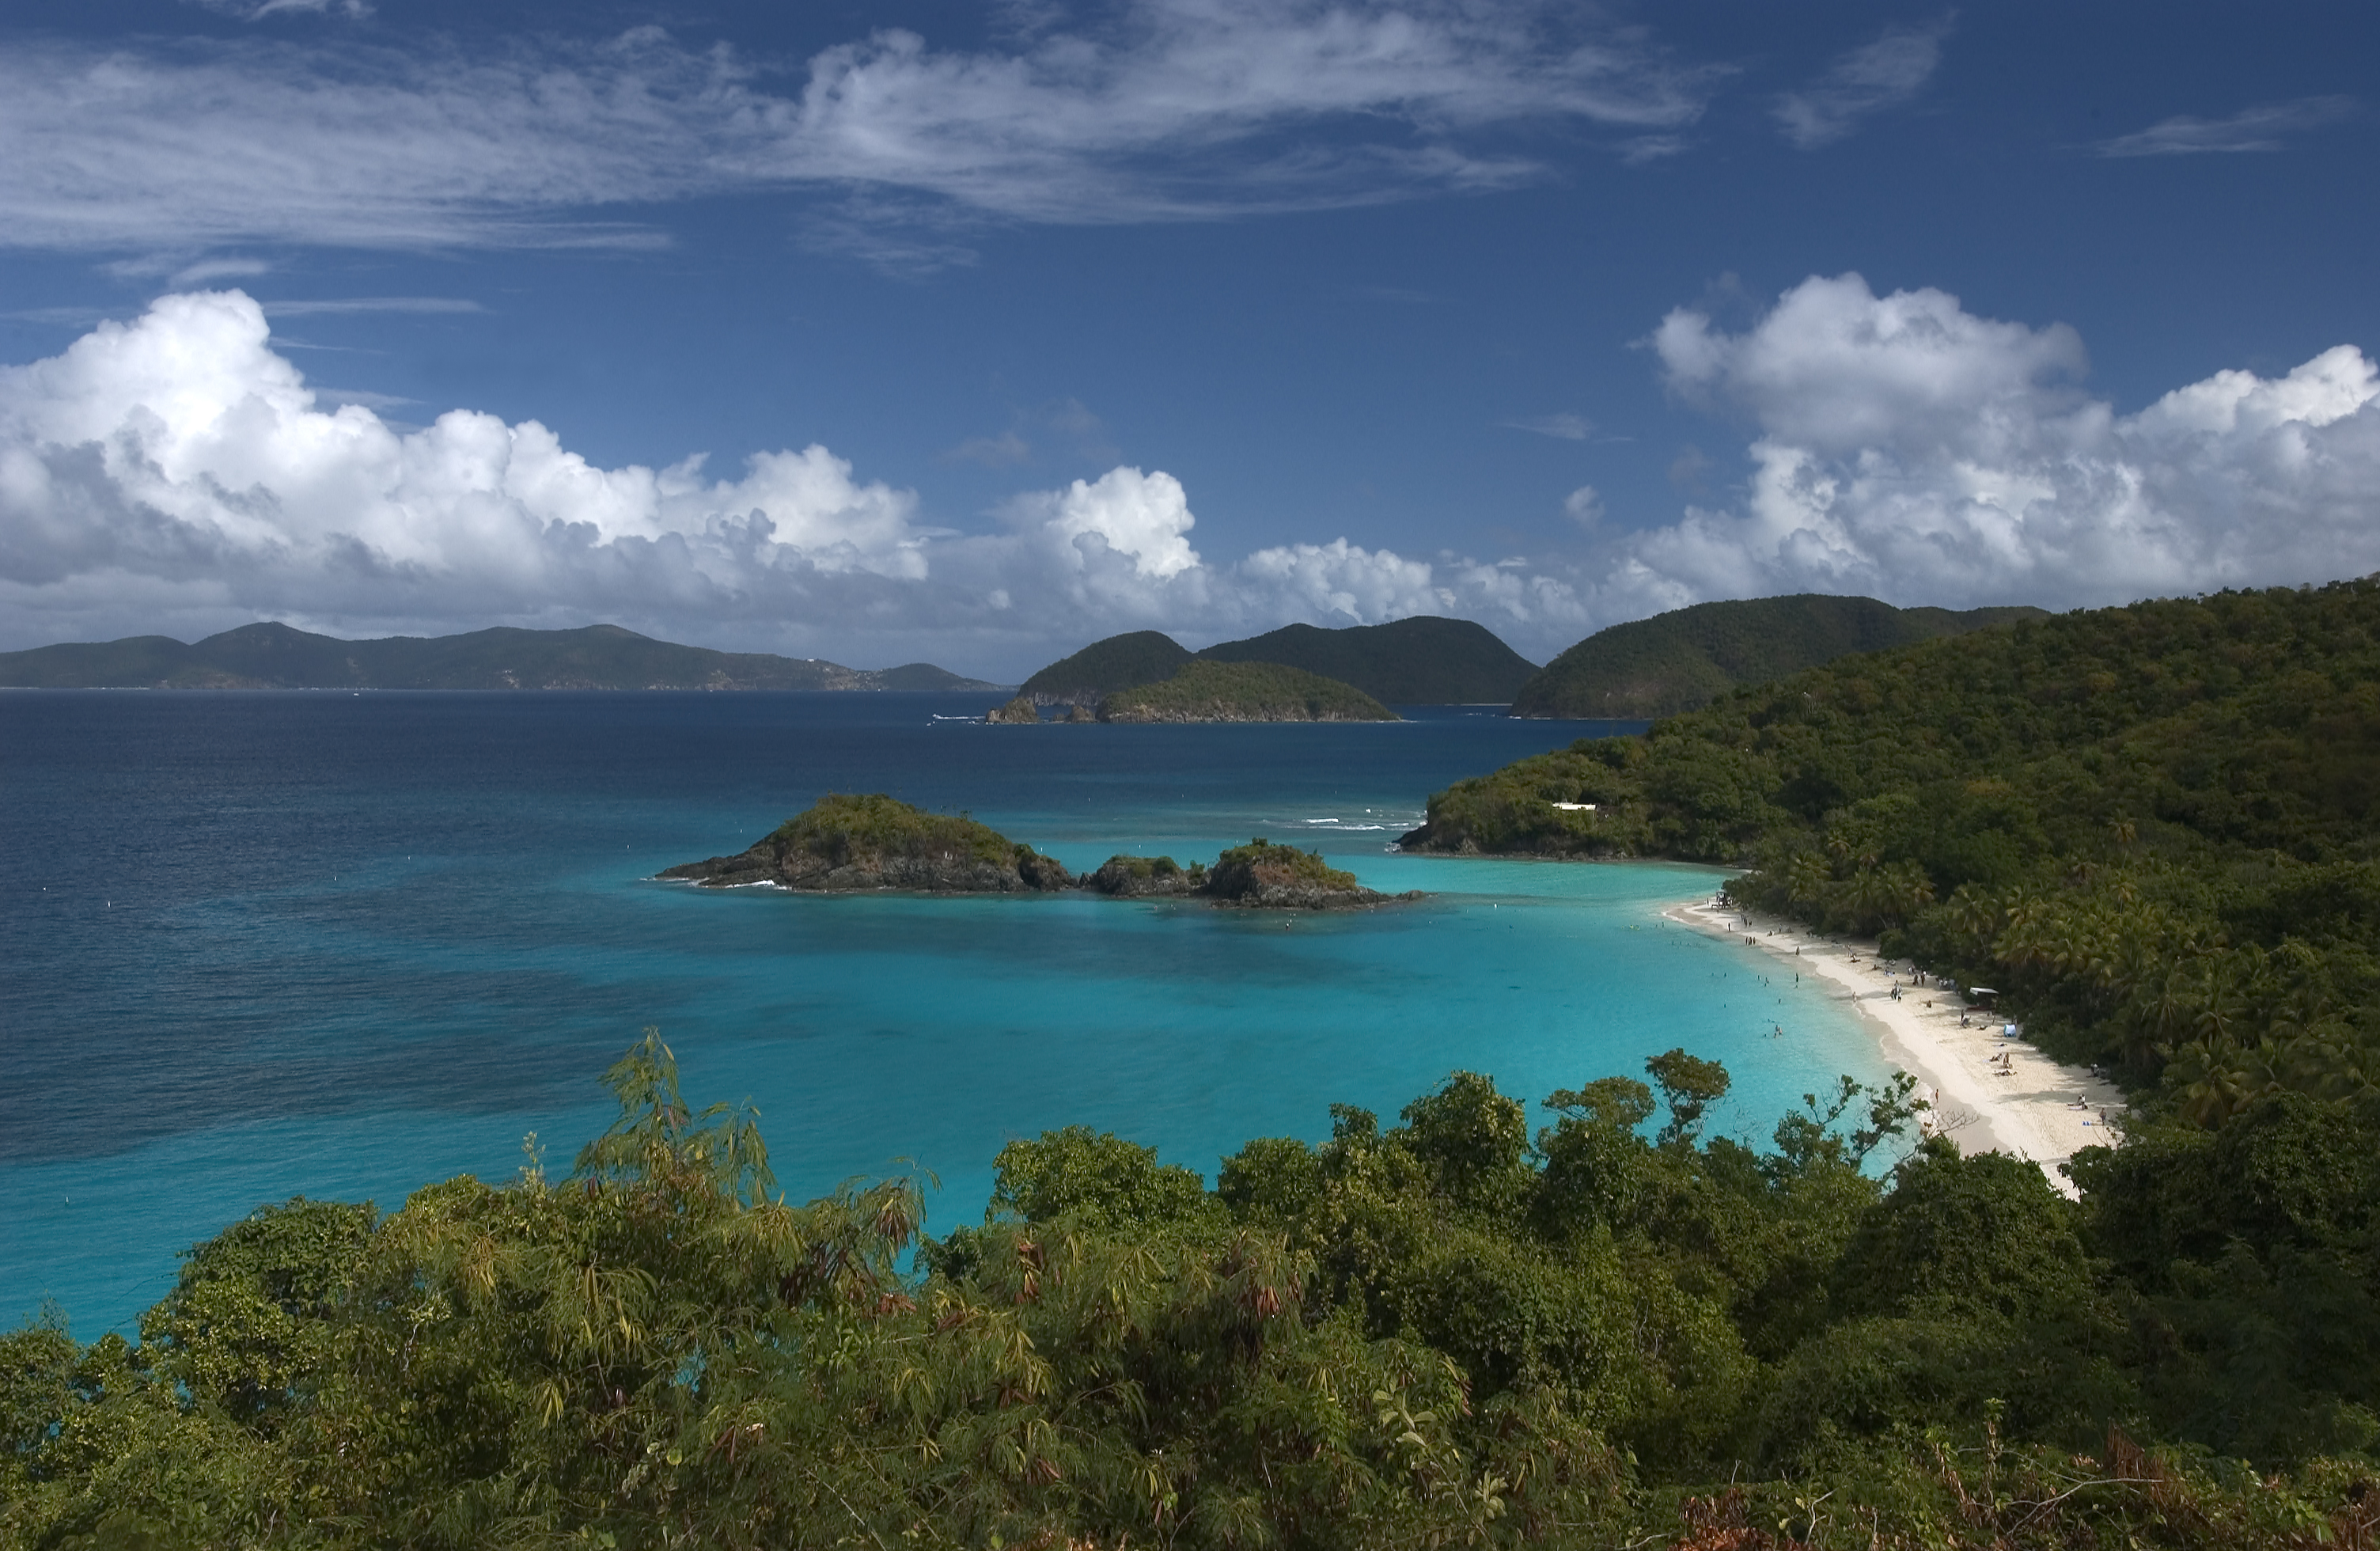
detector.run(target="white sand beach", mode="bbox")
[1664,896,2129,1196]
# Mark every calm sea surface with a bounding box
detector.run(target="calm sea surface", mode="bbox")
[1,691,1889,1333]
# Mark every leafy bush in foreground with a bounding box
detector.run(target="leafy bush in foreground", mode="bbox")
[11,1034,2380,1548]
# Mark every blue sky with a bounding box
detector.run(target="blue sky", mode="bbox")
[1,0,2374,677]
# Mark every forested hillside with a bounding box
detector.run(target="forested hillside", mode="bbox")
[1510,594,2046,719]
[16,583,2380,1548]
[0,622,1002,692]
[1101,660,1398,722]
[1404,579,2380,1109]
[1018,629,1195,702]
[1197,616,1537,704]
[9,1034,2378,1549]
[1018,616,1533,706]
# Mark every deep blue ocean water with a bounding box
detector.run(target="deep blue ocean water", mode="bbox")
[1,691,1889,1335]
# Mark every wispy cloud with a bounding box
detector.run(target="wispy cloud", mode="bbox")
[309,385,417,410]
[1775,15,1953,150]
[1505,412,1595,441]
[259,297,487,317]
[2096,96,2355,157]
[942,430,1033,468]
[0,3,1727,264]
[184,0,373,17]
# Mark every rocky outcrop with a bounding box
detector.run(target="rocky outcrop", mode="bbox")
[985,696,1042,725]
[1196,838,1419,909]
[660,793,1076,893]
[1086,855,1201,897]
[661,799,1424,911]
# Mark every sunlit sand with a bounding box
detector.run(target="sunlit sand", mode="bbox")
[1663,896,2128,1196]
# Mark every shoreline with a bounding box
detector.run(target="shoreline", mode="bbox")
[1662,895,2128,1196]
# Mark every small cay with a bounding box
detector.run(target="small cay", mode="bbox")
[1087,839,1418,909]
[660,793,1075,893]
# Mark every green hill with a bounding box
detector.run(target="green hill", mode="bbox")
[1019,616,1534,707]
[1510,594,2046,719]
[1100,660,1397,722]
[1196,616,1536,703]
[0,622,1005,692]
[1404,575,2380,1077]
[1017,630,1194,703]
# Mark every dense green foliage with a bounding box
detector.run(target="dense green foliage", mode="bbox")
[664,793,1076,891]
[1084,852,1206,895]
[1510,594,2046,719]
[12,1037,2379,1548]
[1198,617,1538,705]
[1103,661,1398,722]
[1201,837,1365,898]
[0,621,997,692]
[1018,629,1196,700]
[1411,579,2380,1109]
[765,792,1023,867]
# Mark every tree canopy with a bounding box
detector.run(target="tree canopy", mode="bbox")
[1404,579,2380,1113]
[9,1033,2379,1549]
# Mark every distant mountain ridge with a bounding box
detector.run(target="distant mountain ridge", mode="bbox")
[1019,616,1537,706]
[0,622,1006,692]
[1510,595,2049,719]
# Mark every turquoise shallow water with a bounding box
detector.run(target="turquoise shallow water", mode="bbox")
[0,692,1889,1334]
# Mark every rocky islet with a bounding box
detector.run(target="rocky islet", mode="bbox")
[664,794,1413,909]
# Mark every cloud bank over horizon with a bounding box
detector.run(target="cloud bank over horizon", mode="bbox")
[1606,273,2380,619]
[2,279,2376,677]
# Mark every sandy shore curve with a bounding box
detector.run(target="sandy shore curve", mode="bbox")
[1664,896,2128,1196]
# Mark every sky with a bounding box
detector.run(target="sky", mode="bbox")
[1,0,2375,678]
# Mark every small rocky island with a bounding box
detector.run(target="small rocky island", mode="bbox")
[659,793,1075,893]
[1191,838,1418,908]
[1085,840,1415,908]
[664,796,1415,909]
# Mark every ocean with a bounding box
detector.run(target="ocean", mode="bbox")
[0,690,1889,1334]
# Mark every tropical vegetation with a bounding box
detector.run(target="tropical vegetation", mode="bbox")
[1102,661,1397,722]
[17,582,2380,1545]
[661,793,1077,891]
[1409,578,2380,1115]
[9,1034,2377,1548]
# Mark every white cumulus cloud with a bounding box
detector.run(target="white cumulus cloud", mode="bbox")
[14,279,2371,681]
[0,290,1585,671]
[1598,272,2380,618]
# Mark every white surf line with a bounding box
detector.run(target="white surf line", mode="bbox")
[1662,896,2130,1198]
